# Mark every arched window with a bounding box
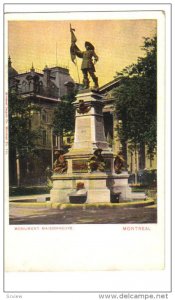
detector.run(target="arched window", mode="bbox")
[41,109,48,123]
[38,81,43,94]
[42,130,47,145]
[21,80,27,92]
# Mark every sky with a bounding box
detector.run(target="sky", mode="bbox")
[8,19,156,87]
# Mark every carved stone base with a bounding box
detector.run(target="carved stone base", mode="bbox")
[50,172,146,203]
[50,89,146,204]
[111,172,146,201]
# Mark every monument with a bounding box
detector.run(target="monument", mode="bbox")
[50,26,145,203]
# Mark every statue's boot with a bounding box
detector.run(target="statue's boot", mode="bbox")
[83,78,90,89]
[93,77,99,89]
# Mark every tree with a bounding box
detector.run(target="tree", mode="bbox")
[9,89,41,185]
[113,36,157,179]
[53,91,76,148]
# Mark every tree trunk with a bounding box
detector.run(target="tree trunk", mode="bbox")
[16,149,20,187]
[134,146,138,184]
[122,141,127,171]
[139,142,145,170]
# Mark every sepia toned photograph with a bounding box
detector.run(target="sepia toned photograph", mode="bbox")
[8,18,157,225]
[4,3,171,283]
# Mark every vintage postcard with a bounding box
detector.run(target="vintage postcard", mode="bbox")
[3,2,172,295]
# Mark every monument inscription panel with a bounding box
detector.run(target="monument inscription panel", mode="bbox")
[95,116,105,141]
[72,160,89,173]
[76,118,91,141]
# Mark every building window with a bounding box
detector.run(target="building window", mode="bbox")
[22,80,27,86]
[38,81,43,94]
[53,135,58,147]
[41,110,48,123]
[21,80,27,92]
[42,130,47,145]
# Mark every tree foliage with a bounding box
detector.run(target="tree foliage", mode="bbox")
[53,91,76,136]
[113,36,157,156]
[9,90,41,158]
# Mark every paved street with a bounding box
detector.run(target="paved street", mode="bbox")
[9,202,157,224]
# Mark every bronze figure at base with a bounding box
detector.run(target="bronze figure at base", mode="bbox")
[89,149,105,172]
[53,150,67,174]
[114,151,125,174]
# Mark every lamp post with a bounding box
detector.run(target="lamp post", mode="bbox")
[51,126,54,169]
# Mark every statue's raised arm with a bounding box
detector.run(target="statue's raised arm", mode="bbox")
[70,24,83,61]
[70,25,99,90]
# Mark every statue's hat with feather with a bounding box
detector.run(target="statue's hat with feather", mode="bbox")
[85,41,95,50]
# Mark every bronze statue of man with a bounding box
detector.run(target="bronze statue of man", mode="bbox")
[114,151,125,174]
[53,150,67,174]
[89,149,105,172]
[70,25,99,89]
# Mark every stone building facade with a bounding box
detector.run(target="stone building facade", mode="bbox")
[8,57,76,185]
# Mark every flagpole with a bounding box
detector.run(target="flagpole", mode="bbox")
[56,42,58,65]
[75,57,80,84]
[70,23,81,85]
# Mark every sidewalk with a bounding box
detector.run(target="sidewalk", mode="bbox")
[9,194,50,202]
[9,200,157,224]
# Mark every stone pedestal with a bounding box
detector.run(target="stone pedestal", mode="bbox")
[87,178,110,203]
[86,172,111,203]
[65,89,114,175]
[50,173,111,204]
[50,89,145,203]
[111,172,146,201]
[69,89,110,154]
[50,172,146,203]
[50,177,73,203]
